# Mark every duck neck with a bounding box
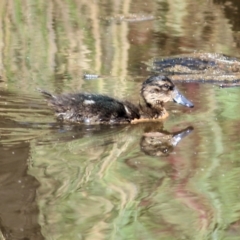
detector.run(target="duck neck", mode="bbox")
[138,98,167,119]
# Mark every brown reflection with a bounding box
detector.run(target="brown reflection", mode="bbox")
[0,142,43,239]
[140,126,193,157]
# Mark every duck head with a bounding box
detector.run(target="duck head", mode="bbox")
[141,75,194,115]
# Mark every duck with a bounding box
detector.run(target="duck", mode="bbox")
[38,75,194,124]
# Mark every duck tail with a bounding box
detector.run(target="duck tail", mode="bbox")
[37,88,56,99]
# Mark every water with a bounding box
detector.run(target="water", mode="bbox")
[0,0,240,239]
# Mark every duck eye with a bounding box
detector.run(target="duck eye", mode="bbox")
[163,84,169,89]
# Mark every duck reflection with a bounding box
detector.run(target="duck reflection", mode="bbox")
[140,125,193,157]
[41,123,193,157]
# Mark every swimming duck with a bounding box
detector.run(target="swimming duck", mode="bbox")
[38,75,193,124]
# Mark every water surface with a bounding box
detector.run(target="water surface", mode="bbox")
[1,1,240,239]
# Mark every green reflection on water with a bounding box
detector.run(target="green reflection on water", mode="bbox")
[0,0,240,239]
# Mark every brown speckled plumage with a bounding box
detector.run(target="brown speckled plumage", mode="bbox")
[39,75,193,124]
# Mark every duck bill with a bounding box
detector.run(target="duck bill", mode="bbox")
[172,89,194,108]
[171,127,194,146]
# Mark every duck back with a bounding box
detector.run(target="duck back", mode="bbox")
[39,90,140,124]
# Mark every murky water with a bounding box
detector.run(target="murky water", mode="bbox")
[1,0,240,239]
